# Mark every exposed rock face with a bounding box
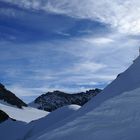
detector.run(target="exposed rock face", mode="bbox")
[30,89,102,112]
[0,110,9,123]
[0,83,27,108]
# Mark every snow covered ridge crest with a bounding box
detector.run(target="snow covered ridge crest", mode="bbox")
[29,89,102,112]
[0,83,27,108]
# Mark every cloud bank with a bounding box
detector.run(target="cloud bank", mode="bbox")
[0,0,140,102]
[2,0,140,34]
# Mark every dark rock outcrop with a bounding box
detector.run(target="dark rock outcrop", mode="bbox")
[30,88,102,112]
[0,110,9,123]
[0,83,27,108]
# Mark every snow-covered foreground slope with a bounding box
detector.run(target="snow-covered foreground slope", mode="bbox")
[0,105,80,140]
[27,57,140,140]
[32,88,140,140]
[0,120,28,140]
[23,105,81,139]
[0,103,49,122]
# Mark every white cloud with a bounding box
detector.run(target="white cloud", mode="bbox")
[1,33,139,103]
[45,0,140,35]
[83,37,114,45]
[56,31,70,37]
[3,0,140,35]
[70,61,106,73]
[7,85,41,97]
[1,0,140,103]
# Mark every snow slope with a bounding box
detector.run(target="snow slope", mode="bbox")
[32,88,140,140]
[0,102,49,123]
[27,56,140,140]
[22,105,81,139]
[0,105,80,140]
[0,120,28,140]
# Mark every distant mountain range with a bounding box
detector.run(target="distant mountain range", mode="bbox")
[0,83,27,108]
[0,83,101,122]
[29,89,102,112]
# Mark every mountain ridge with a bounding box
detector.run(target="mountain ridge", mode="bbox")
[30,88,102,112]
[0,83,27,108]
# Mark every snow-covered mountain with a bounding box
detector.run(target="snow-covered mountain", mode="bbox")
[29,89,101,112]
[0,83,27,108]
[0,83,49,123]
[24,56,140,140]
[0,102,49,123]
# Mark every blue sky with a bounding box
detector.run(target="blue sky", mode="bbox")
[0,0,140,103]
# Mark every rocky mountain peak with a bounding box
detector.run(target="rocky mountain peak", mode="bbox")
[30,88,102,112]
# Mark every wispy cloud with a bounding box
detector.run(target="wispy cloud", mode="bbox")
[82,37,114,45]
[0,0,140,102]
[1,34,139,102]
[2,0,140,35]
